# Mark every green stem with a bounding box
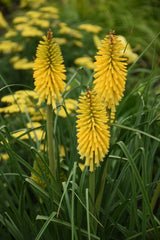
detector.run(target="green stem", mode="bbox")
[89,170,95,231]
[151,181,160,211]
[95,158,109,231]
[47,104,56,180]
[89,170,95,206]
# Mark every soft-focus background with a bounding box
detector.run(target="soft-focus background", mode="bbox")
[0,0,160,93]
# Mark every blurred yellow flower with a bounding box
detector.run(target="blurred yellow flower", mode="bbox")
[12,130,29,140]
[4,29,18,38]
[9,56,21,63]
[42,12,59,20]
[13,58,34,70]
[55,37,67,45]
[94,30,128,111]
[11,122,44,142]
[74,56,95,70]
[33,29,66,108]
[55,99,77,118]
[27,122,45,141]
[39,6,59,14]
[0,40,23,54]
[0,153,9,161]
[14,23,30,31]
[26,11,42,18]
[59,22,67,28]
[0,104,20,114]
[59,145,65,159]
[27,121,41,129]
[13,16,29,24]
[30,108,46,122]
[21,26,43,37]
[1,94,16,103]
[0,11,8,28]
[118,35,138,64]
[76,89,110,172]
[73,40,84,48]
[93,34,101,48]
[15,90,39,100]
[28,19,49,28]
[20,0,46,8]
[59,24,83,39]
[78,24,102,34]
[0,90,38,114]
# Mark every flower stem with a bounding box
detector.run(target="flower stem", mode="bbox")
[95,158,109,231]
[89,170,95,230]
[89,170,95,207]
[47,104,56,180]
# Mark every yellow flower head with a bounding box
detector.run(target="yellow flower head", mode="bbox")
[94,30,128,111]
[76,88,110,171]
[33,29,66,108]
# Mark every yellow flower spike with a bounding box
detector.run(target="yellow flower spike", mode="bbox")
[76,88,110,172]
[33,29,66,109]
[93,30,128,111]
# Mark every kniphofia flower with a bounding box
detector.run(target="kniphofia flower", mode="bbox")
[76,89,110,172]
[93,30,127,111]
[33,29,66,108]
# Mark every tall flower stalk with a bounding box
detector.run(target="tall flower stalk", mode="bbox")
[94,30,127,111]
[33,29,66,180]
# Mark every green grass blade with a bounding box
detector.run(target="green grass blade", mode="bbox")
[1,212,24,240]
[128,31,160,73]
[35,211,57,240]
[111,123,160,142]
[86,188,91,240]
[36,215,100,239]
[71,162,78,240]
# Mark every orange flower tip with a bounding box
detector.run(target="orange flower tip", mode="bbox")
[109,29,115,36]
[47,29,52,40]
